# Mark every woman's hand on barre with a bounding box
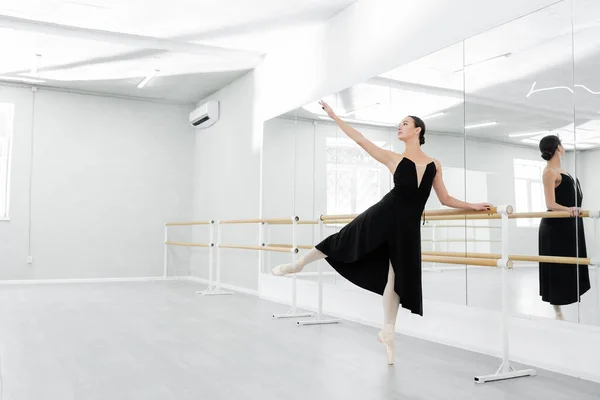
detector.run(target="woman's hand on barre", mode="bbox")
[469,202,493,211]
[568,206,581,217]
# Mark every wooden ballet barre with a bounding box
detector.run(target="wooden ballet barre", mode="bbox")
[268,243,313,250]
[219,244,298,253]
[165,241,212,247]
[424,206,506,217]
[422,251,595,265]
[422,255,508,268]
[297,220,320,225]
[320,206,514,222]
[165,220,213,226]
[220,217,299,225]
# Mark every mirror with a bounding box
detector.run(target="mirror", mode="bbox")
[573,0,600,326]
[463,0,581,322]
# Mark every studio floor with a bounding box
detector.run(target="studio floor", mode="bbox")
[0,280,598,400]
[296,264,600,325]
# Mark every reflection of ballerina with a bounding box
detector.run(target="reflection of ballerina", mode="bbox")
[272,100,492,365]
[538,135,590,320]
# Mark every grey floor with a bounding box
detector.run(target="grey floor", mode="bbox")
[296,265,600,326]
[0,280,598,400]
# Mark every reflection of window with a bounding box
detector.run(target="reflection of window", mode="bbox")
[326,137,384,215]
[0,104,14,220]
[513,159,546,227]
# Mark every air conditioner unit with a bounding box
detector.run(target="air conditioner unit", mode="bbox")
[189,100,219,128]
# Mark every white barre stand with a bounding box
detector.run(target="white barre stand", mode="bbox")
[474,205,536,383]
[297,216,340,326]
[590,210,600,322]
[273,216,314,320]
[197,220,232,296]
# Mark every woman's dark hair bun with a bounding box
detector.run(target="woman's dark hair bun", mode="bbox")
[409,115,426,146]
[539,135,561,161]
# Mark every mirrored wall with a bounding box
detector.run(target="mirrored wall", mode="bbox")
[262,0,600,327]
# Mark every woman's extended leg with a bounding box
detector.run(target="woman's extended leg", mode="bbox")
[272,247,327,276]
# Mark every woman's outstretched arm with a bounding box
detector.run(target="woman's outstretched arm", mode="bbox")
[432,159,492,211]
[320,100,398,171]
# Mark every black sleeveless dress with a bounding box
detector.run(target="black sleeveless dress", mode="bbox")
[315,157,437,316]
[539,172,590,305]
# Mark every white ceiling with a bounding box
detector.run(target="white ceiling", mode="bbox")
[0,0,357,103]
[288,0,600,150]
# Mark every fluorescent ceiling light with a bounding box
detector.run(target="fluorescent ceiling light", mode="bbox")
[338,102,380,117]
[424,112,445,119]
[508,130,550,138]
[0,75,45,84]
[137,69,160,89]
[465,121,497,129]
[317,116,396,128]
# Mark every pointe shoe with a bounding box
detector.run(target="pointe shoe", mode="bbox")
[555,312,565,321]
[377,330,395,365]
[271,263,302,276]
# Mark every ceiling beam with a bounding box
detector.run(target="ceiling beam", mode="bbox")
[0,14,265,61]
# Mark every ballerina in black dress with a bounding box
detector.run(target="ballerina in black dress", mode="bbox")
[272,100,492,365]
[538,135,590,320]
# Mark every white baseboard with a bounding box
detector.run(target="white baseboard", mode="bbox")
[184,276,259,296]
[0,276,174,285]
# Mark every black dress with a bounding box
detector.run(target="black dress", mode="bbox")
[539,172,590,305]
[316,157,436,316]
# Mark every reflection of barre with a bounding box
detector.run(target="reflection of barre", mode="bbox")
[422,251,598,266]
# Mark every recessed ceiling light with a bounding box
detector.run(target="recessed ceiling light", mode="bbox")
[508,130,550,138]
[317,116,396,128]
[424,112,445,119]
[465,121,497,129]
[137,69,160,89]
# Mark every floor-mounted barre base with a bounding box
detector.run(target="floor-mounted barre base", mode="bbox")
[297,316,341,326]
[272,311,314,319]
[196,288,233,296]
[474,367,536,383]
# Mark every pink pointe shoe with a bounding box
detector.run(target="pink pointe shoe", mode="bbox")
[377,330,395,365]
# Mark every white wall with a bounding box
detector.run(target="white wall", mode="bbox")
[0,85,195,280]
[191,71,262,292]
